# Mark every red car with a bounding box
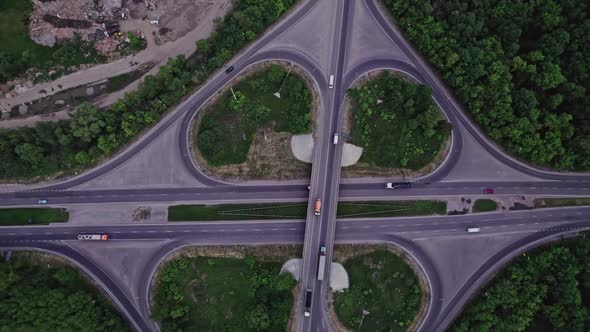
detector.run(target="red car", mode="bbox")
[483,188,495,194]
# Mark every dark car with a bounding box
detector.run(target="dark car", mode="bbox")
[483,188,495,194]
[225,66,235,74]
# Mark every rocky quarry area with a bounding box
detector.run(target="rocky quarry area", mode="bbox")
[29,0,124,47]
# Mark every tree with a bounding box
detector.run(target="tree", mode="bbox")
[246,305,271,330]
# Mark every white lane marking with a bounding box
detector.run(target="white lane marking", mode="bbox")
[287,228,297,231]
[182,230,190,233]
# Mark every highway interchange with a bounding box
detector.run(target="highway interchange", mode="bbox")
[1,0,590,331]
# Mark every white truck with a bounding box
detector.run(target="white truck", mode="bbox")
[77,234,109,240]
[329,74,334,89]
[333,133,339,144]
[466,227,480,233]
[317,245,327,281]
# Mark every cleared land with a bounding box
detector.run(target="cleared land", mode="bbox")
[196,65,312,166]
[534,197,590,208]
[334,249,422,331]
[0,208,68,225]
[472,199,498,213]
[348,72,450,170]
[152,249,298,331]
[168,200,446,221]
[0,0,103,83]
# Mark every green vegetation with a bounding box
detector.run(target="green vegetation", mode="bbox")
[168,200,445,221]
[106,70,145,93]
[349,72,450,170]
[0,0,298,180]
[169,203,307,221]
[334,249,422,331]
[535,197,590,208]
[197,65,311,165]
[126,32,147,52]
[452,237,590,332]
[0,0,104,83]
[0,254,129,331]
[0,208,68,225]
[472,199,498,213]
[337,200,446,218]
[152,255,297,332]
[383,0,590,171]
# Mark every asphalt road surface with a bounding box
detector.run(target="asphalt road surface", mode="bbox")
[1,0,590,331]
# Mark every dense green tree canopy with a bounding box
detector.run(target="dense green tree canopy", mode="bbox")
[452,237,590,331]
[383,0,590,170]
[0,257,128,331]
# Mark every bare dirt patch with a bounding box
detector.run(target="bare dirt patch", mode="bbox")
[190,61,319,182]
[341,70,451,179]
[331,243,430,332]
[126,0,231,45]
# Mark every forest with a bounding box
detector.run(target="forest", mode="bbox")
[152,256,296,332]
[0,256,128,331]
[349,72,450,170]
[0,0,298,180]
[383,0,590,170]
[452,236,590,331]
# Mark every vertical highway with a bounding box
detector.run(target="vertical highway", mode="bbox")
[298,0,351,331]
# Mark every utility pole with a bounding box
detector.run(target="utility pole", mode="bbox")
[231,87,237,100]
[274,62,293,98]
[358,309,370,328]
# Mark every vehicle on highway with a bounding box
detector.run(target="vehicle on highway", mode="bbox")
[304,289,312,317]
[386,182,412,189]
[225,66,235,74]
[333,133,339,144]
[77,234,110,241]
[314,199,321,216]
[37,199,48,204]
[483,188,495,194]
[329,74,334,89]
[318,245,327,281]
[467,227,480,233]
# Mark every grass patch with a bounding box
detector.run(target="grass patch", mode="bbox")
[196,65,312,166]
[337,200,446,218]
[169,200,445,221]
[472,199,498,213]
[334,250,422,331]
[534,197,590,208]
[349,72,450,170]
[153,255,297,331]
[168,203,307,221]
[0,208,68,225]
